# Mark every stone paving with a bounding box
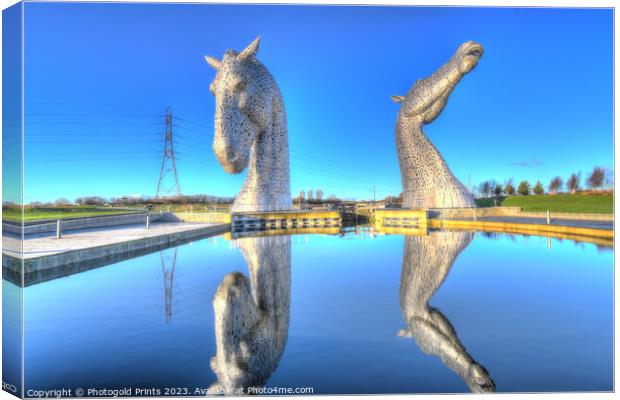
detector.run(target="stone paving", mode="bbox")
[3,222,225,260]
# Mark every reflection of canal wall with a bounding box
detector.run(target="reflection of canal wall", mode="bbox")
[231,226,341,239]
[428,219,613,246]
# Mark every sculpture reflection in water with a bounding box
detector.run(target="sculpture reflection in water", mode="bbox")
[398,230,496,393]
[210,235,291,393]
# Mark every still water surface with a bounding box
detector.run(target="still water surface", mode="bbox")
[20,229,613,394]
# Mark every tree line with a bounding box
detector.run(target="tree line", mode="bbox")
[16,194,235,208]
[475,166,611,198]
[12,191,346,208]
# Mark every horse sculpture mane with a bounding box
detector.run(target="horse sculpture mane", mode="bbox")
[205,37,291,213]
[393,41,483,209]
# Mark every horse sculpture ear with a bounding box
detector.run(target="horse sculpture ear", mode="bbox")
[237,36,260,62]
[204,55,222,70]
[391,95,406,103]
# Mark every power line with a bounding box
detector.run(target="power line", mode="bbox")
[7,155,160,164]
[25,132,161,137]
[22,138,162,144]
[17,150,161,158]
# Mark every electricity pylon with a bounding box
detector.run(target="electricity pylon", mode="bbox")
[155,107,182,198]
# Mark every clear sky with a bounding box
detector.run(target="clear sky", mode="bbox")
[18,3,613,203]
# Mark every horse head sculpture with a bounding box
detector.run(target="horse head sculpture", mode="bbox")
[392,42,483,208]
[205,37,291,212]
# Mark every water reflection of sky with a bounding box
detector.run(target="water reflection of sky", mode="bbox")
[17,231,612,394]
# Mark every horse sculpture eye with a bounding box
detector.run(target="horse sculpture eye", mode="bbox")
[236,80,247,91]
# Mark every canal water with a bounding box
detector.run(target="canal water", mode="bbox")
[13,229,614,394]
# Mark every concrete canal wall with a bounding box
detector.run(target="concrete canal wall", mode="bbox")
[4,223,230,286]
[160,212,231,224]
[3,212,163,236]
[372,207,613,242]
[426,207,613,221]
[2,212,234,236]
[3,210,345,286]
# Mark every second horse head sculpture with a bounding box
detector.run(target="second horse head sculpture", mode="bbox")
[392,41,483,209]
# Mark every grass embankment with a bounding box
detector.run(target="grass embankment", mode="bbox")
[475,194,613,214]
[2,206,143,222]
[152,203,230,213]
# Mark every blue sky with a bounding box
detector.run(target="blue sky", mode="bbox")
[17,3,613,203]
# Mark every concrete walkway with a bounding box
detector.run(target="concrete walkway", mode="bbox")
[450,216,613,230]
[3,222,227,260]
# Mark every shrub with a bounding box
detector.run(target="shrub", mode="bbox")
[533,181,544,195]
[518,180,531,196]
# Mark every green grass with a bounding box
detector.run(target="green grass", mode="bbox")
[475,194,613,214]
[2,206,143,222]
[473,197,501,208]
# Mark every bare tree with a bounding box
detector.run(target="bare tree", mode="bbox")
[479,181,492,198]
[316,189,324,202]
[54,197,71,206]
[493,183,503,198]
[567,172,580,194]
[548,176,563,195]
[586,167,605,190]
[307,190,314,202]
